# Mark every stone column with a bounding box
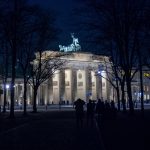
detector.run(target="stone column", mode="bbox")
[86,69,92,101]
[76,69,89,102]
[91,71,97,100]
[60,70,65,104]
[26,84,30,105]
[97,75,102,99]
[101,71,109,101]
[39,84,47,105]
[37,86,40,105]
[72,69,77,102]
[48,78,53,104]
[64,69,73,104]
[43,83,48,105]
[52,70,63,104]
[15,84,18,104]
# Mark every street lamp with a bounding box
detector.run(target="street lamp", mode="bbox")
[6,84,9,89]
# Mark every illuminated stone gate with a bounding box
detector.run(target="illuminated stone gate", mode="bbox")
[36,51,111,104]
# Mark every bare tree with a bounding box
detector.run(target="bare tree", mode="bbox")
[75,0,150,115]
[0,40,10,113]
[0,0,35,118]
[17,5,59,115]
[0,0,60,117]
[28,51,65,113]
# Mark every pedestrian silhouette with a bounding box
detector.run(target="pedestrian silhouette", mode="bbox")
[74,98,85,128]
[87,99,95,127]
[110,100,117,119]
[104,100,111,119]
[96,99,105,123]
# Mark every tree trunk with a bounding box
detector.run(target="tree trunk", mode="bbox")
[3,41,8,113]
[9,0,17,119]
[126,75,134,115]
[33,87,37,113]
[115,79,120,111]
[116,86,120,111]
[139,64,144,117]
[3,83,7,113]
[113,65,120,111]
[23,78,27,115]
[10,80,15,118]
[121,81,126,113]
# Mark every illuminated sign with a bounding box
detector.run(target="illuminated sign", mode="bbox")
[144,73,150,77]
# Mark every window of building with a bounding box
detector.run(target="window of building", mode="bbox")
[147,86,149,92]
[102,82,105,87]
[53,81,58,86]
[92,82,95,86]
[65,73,67,78]
[78,82,83,86]
[143,86,146,91]
[65,81,70,86]
[78,73,82,79]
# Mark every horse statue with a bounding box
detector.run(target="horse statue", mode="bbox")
[59,33,81,52]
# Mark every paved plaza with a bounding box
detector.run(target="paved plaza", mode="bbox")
[0,109,149,150]
[0,111,103,150]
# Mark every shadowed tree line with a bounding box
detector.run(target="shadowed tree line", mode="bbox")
[74,0,150,116]
[0,0,65,117]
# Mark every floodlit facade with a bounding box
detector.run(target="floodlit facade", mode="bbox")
[0,34,150,106]
[37,51,111,104]
[0,51,113,105]
[0,51,150,106]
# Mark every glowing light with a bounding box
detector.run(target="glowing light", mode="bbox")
[6,85,9,89]
[144,73,150,77]
[97,70,105,74]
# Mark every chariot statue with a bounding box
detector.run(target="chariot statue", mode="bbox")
[59,33,81,52]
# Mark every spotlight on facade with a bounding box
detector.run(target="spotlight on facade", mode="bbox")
[6,84,9,89]
[98,71,101,74]
[97,70,105,75]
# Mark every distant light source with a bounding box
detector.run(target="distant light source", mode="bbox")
[97,70,105,74]
[6,84,9,89]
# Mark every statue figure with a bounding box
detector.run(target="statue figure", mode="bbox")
[59,45,63,51]
[59,33,81,52]
[71,33,79,46]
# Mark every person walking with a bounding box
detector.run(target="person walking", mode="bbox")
[87,99,95,127]
[74,98,85,128]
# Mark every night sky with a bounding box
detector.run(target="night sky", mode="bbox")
[29,0,80,50]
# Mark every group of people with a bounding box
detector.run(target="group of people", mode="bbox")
[74,98,117,127]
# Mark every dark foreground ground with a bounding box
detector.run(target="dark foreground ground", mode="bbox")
[98,110,150,150]
[0,110,149,150]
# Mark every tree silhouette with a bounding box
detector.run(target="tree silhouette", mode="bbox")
[0,0,60,117]
[75,0,150,115]
[28,51,66,113]
[17,4,59,115]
